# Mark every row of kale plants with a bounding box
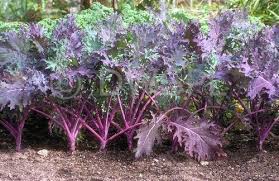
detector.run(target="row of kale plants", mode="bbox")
[0,10,278,161]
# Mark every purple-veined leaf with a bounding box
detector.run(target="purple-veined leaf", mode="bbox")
[0,80,29,109]
[0,71,48,110]
[168,117,224,161]
[135,113,165,158]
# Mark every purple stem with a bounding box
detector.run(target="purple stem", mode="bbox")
[34,99,84,152]
[0,107,30,151]
[131,91,145,122]
[134,91,161,125]
[107,122,143,142]
[82,120,104,143]
[222,109,266,135]
[118,94,129,127]
[259,116,279,151]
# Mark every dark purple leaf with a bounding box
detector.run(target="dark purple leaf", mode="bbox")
[135,113,164,158]
[168,117,224,161]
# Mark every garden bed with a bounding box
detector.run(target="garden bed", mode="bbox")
[0,133,278,181]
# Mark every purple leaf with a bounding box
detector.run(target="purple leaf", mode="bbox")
[0,80,31,109]
[168,117,224,161]
[135,113,164,158]
[27,23,44,39]
[248,76,276,99]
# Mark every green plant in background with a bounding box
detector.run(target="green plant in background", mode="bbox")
[120,4,152,25]
[0,0,42,22]
[117,0,154,9]
[0,2,153,34]
[75,2,113,29]
[42,0,71,19]
[163,0,225,33]
[76,2,152,28]
[0,0,76,22]
[38,18,58,38]
[170,9,210,32]
[0,21,27,32]
[228,0,279,24]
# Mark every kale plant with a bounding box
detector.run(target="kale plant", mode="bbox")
[218,26,279,150]
[0,24,49,151]
[215,11,279,150]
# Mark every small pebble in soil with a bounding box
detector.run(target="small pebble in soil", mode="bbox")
[37,149,49,157]
[200,161,209,166]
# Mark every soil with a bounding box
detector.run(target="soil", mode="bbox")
[0,131,279,181]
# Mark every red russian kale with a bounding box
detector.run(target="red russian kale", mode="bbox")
[215,12,279,150]
[0,24,49,151]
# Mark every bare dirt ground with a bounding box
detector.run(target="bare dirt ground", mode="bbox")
[0,131,279,181]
